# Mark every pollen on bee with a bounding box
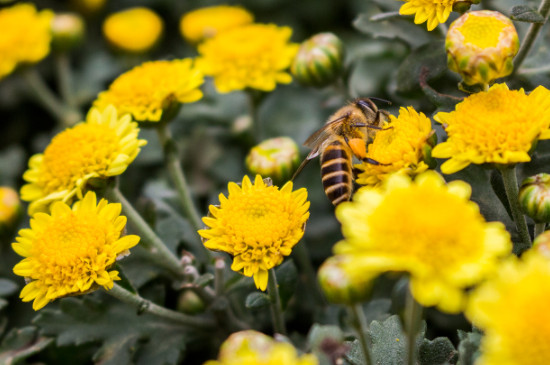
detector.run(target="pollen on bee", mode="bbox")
[348,138,367,159]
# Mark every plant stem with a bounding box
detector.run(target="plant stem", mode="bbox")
[499,166,532,254]
[349,304,373,365]
[513,0,550,71]
[21,68,81,127]
[105,185,184,277]
[535,222,546,238]
[107,283,215,329]
[405,288,423,365]
[267,268,287,335]
[55,52,76,108]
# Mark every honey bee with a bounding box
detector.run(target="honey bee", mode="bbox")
[292,98,390,205]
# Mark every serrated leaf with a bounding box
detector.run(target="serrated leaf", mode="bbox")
[396,41,447,94]
[0,326,52,365]
[510,5,545,23]
[354,13,433,48]
[419,337,458,365]
[457,330,482,365]
[307,324,346,365]
[0,279,17,297]
[245,292,271,309]
[34,294,191,365]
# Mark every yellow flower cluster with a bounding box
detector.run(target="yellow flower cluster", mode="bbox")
[199,175,310,291]
[0,3,53,80]
[94,59,204,122]
[13,192,140,310]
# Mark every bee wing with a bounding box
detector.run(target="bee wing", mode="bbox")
[302,115,347,149]
[291,147,321,181]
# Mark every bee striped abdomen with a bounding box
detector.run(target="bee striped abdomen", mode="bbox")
[320,141,352,205]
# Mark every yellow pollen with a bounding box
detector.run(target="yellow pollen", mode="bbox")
[457,15,507,48]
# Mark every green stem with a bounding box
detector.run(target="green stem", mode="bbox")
[55,53,76,108]
[535,222,546,239]
[499,166,532,254]
[405,288,423,365]
[21,68,81,127]
[513,0,550,71]
[349,304,373,365]
[107,283,215,329]
[105,185,184,277]
[267,268,287,335]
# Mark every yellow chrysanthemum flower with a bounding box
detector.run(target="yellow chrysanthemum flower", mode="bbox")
[0,187,21,229]
[12,191,140,310]
[180,5,254,44]
[0,3,53,80]
[94,59,203,122]
[197,24,299,93]
[102,7,163,53]
[205,330,318,365]
[446,11,519,86]
[356,106,434,187]
[334,171,512,313]
[399,0,457,31]
[432,83,550,174]
[198,175,310,291]
[21,105,147,215]
[466,252,550,364]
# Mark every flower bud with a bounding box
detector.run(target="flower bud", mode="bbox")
[446,10,519,86]
[177,290,205,314]
[317,256,375,305]
[519,174,550,223]
[51,13,85,52]
[533,230,550,259]
[0,187,21,233]
[245,137,300,184]
[291,32,344,88]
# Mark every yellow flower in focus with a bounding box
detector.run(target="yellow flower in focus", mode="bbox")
[180,5,253,44]
[0,3,53,80]
[198,175,310,291]
[94,59,203,122]
[103,7,163,53]
[21,105,147,215]
[432,83,550,174]
[399,0,456,31]
[446,11,519,86]
[197,24,299,93]
[334,171,512,313]
[466,252,550,364]
[205,330,318,365]
[356,106,434,187]
[12,191,140,310]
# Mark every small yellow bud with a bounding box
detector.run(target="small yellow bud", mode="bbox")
[519,174,550,223]
[51,13,85,52]
[533,231,550,259]
[317,256,375,305]
[446,10,519,86]
[291,32,345,88]
[245,137,300,185]
[218,331,274,360]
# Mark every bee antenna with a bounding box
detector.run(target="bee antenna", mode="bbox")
[368,97,392,105]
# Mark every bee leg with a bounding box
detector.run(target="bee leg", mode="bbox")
[362,157,390,166]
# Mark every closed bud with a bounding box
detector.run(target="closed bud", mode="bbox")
[452,1,474,14]
[51,13,85,52]
[291,32,344,88]
[446,10,519,86]
[245,137,300,184]
[0,187,21,233]
[519,173,550,223]
[177,290,205,314]
[317,256,375,305]
[218,330,274,360]
[533,230,550,259]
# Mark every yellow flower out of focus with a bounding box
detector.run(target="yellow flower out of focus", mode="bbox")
[180,5,254,44]
[198,175,310,291]
[466,252,550,364]
[197,24,299,93]
[94,59,203,122]
[205,330,318,365]
[102,7,163,53]
[399,0,456,31]
[432,83,550,174]
[0,187,21,228]
[446,11,519,86]
[21,105,147,215]
[334,171,512,313]
[356,106,434,187]
[0,3,53,80]
[12,191,140,310]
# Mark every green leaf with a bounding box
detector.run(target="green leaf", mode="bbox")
[457,330,482,365]
[275,260,298,310]
[419,337,458,365]
[245,292,271,309]
[34,294,191,365]
[307,324,346,365]
[509,5,545,23]
[0,326,53,365]
[396,41,447,94]
[0,279,17,297]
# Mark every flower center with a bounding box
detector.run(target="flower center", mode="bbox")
[457,15,507,49]
[39,123,119,194]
